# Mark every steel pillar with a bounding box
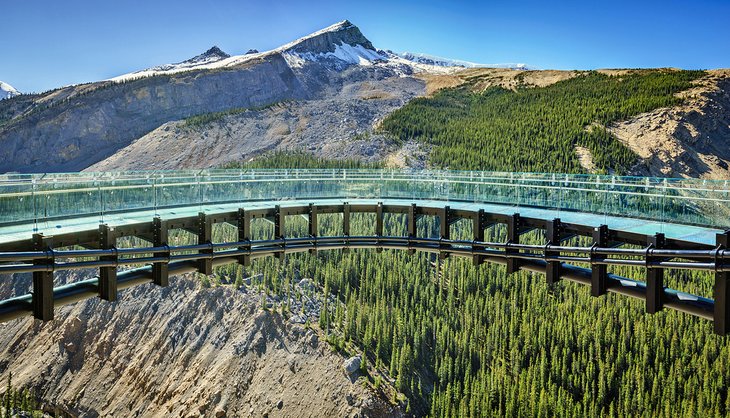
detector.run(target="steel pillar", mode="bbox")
[591,225,609,297]
[545,218,562,285]
[32,233,53,321]
[506,213,521,274]
[343,202,350,254]
[408,203,417,255]
[646,233,665,314]
[472,209,485,266]
[439,206,450,260]
[237,209,251,266]
[275,205,285,260]
[98,224,117,301]
[152,217,169,286]
[197,212,213,275]
[714,231,730,335]
[376,202,383,253]
[308,203,318,255]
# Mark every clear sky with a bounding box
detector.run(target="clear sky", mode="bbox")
[2,0,729,92]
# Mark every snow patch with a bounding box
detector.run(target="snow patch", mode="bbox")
[0,81,20,99]
[289,42,386,67]
[394,51,529,70]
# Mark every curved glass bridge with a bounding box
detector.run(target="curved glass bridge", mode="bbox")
[0,169,728,334]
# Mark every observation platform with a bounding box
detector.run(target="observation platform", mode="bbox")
[0,169,728,334]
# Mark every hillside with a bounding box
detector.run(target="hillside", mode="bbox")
[0,268,403,417]
[402,68,730,178]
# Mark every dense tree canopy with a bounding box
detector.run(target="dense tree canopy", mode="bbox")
[380,70,704,173]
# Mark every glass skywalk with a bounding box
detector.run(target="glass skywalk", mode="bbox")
[0,169,728,246]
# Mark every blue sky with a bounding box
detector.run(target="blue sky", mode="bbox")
[2,0,729,92]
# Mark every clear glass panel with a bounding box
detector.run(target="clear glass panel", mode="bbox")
[0,170,728,241]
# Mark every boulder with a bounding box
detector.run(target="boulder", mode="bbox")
[343,355,362,377]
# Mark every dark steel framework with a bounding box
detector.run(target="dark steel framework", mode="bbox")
[0,201,728,335]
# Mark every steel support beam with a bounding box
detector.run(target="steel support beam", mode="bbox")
[408,203,417,255]
[197,212,213,275]
[472,209,485,266]
[309,203,318,255]
[275,205,285,261]
[439,206,450,260]
[545,218,562,285]
[715,231,730,335]
[591,225,609,297]
[506,213,521,274]
[237,209,251,266]
[343,202,350,254]
[98,224,117,301]
[376,202,383,253]
[152,217,169,286]
[646,233,665,314]
[32,233,53,321]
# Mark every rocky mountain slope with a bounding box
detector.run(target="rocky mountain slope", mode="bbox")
[0,270,401,417]
[610,69,730,179]
[0,20,458,173]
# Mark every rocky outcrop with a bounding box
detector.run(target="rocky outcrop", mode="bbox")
[613,70,730,179]
[0,273,402,417]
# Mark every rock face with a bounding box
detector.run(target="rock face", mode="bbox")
[0,272,402,417]
[0,54,309,173]
[613,70,730,179]
[86,67,423,171]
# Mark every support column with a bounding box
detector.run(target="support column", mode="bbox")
[376,202,383,253]
[714,231,730,336]
[408,203,417,255]
[472,209,485,266]
[439,206,450,260]
[98,224,117,301]
[342,203,350,254]
[545,218,562,285]
[646,233,665,314]
[308,203,318,255]
[591,225,609,297]
[152,217,169,286]
[275,205,285,261]
[32,233,53,321]
[237,209,251,266]
[506,213,521,274]
[198,212,213,275]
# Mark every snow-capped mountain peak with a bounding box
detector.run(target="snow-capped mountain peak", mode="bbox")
[110,46,231,82]
[108,20,529,82]
[0,81,20,99]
